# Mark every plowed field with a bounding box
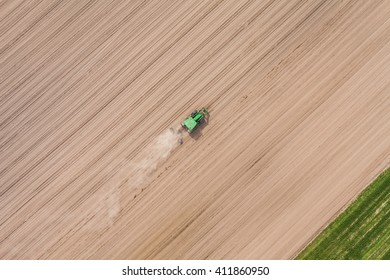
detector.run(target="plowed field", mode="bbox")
[0,0,389,259]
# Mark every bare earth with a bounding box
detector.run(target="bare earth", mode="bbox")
[0,0,389,259]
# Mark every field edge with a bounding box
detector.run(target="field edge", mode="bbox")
[295,166,390,260]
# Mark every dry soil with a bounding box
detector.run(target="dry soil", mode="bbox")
[0,0,389,259]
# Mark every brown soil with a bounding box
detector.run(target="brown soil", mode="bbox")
[0,0,389,259]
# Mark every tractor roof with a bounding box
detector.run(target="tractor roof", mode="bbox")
[182,117,197,132]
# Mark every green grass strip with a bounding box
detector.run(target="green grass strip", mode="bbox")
[296,167,390,260]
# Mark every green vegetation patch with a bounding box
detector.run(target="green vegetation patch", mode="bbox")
[296,167,390,259]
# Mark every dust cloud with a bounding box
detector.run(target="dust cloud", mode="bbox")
[102,127,183,225]
[120,127,183,191]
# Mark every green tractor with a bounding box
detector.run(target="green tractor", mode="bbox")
[181,107,209,133]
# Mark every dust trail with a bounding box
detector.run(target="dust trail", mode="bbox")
[119,127,183,191]
[102,127,183,225]
[70,128,183,231]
